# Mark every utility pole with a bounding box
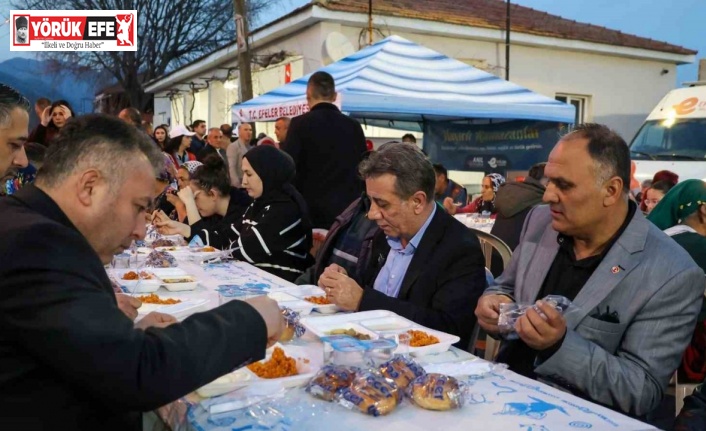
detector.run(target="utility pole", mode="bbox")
[234,0,254,104]
[505,0,511,80]
[368,0,373,45]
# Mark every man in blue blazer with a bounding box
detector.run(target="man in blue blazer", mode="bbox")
[320,142,487,348]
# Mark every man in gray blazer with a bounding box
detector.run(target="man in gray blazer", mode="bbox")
[476,123,704,417]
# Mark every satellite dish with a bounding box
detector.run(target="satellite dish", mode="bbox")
[323,32,355,65]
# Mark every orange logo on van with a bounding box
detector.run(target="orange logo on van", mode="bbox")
[674,97,699,115]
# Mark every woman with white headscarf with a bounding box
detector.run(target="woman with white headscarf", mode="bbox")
[444,173,506,217]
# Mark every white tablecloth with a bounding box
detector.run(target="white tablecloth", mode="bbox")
[454,214,495,234]
[129,259,655,431]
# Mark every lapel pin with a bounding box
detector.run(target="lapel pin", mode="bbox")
[611,266,621,274]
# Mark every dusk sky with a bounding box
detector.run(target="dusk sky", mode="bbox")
[1,0,703,86]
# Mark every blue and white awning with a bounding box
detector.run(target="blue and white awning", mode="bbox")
[232,35,574,124]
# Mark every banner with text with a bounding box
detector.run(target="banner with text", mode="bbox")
[232,94,342,123]
[10,10,137,51]
[424,120,568,175]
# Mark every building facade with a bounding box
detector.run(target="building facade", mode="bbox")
[144,0,695,142]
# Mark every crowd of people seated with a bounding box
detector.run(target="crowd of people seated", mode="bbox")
[3,74,706,431]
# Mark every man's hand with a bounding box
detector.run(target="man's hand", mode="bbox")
[443,197,458,215]
[317,264,347,289]
[475,294,514,334]
[516,301,567,351]
[244,296,284,347]
[116,293,141,321]
[319,266,363,312]
[135,312,178,330]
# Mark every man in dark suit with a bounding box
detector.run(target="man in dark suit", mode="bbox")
[0,84,30,177]
[197,127,227,162]
[319,142,487,347]
[282,71,367,229]
[0,114,283,430]
[189,119,207,154]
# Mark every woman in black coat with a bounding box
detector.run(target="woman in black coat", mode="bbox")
[233,145,314,281]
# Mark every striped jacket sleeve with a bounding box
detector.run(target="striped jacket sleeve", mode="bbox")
[232,203,310,271]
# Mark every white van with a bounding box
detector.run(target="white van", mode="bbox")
[630,83,706,182]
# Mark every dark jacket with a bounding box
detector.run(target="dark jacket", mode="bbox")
[0,185,267,430]
[190,187,251,248]
[232,199,314,282]
[359,206,487,348]
[282,103,367,229]
[197,144,223,162]
[28,123,60,147]
[296,196,381,286]
[676,383,706,431]
[189,136,206,154]
[491,177,545,250]
[488,178,545,277]
[673,232,706,383]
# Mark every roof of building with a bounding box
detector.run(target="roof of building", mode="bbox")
[317,0,696,55]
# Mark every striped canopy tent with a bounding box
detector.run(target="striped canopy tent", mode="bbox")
[231,35,574,126]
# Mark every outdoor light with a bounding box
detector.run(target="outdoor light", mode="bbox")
[224,80,239,90]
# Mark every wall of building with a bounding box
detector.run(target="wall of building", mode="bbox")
[508,44,676,141]
[154,20,679,145]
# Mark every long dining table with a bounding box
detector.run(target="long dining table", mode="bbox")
[118,256,658,431]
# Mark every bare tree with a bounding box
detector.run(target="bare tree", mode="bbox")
[14,0,271,112]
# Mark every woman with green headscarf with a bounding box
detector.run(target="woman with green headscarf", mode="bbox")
[648,179,706,269]
[648,179,706,384]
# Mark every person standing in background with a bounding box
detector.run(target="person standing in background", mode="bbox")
[274,117,290,146]
[227,123,252,188]
[189,120,207,154]
[283,72,367,229]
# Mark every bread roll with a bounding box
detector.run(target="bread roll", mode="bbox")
[408,373,463,411]
[306,365,358,402]
[379,355,426,390]
[337,373,400,416]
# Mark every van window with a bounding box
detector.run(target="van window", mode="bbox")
[630,119,706,160]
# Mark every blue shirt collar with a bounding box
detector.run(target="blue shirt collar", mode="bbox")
[387,204,437,254]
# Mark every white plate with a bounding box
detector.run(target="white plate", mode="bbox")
[148,268,199,291]
[288,285,340,314]
[301,310,460,357]
[267,292,314,315]
[111,270,161,293]
[161,276,199,292]
[315,322,378,340]
[136,298,210,318]
[196,343,319,398]
[359,316,412,332]
[189,248,228,262]
[154,246,189,253]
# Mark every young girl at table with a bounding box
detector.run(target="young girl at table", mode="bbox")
[443,173,506,217]
[154,154,250,242]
